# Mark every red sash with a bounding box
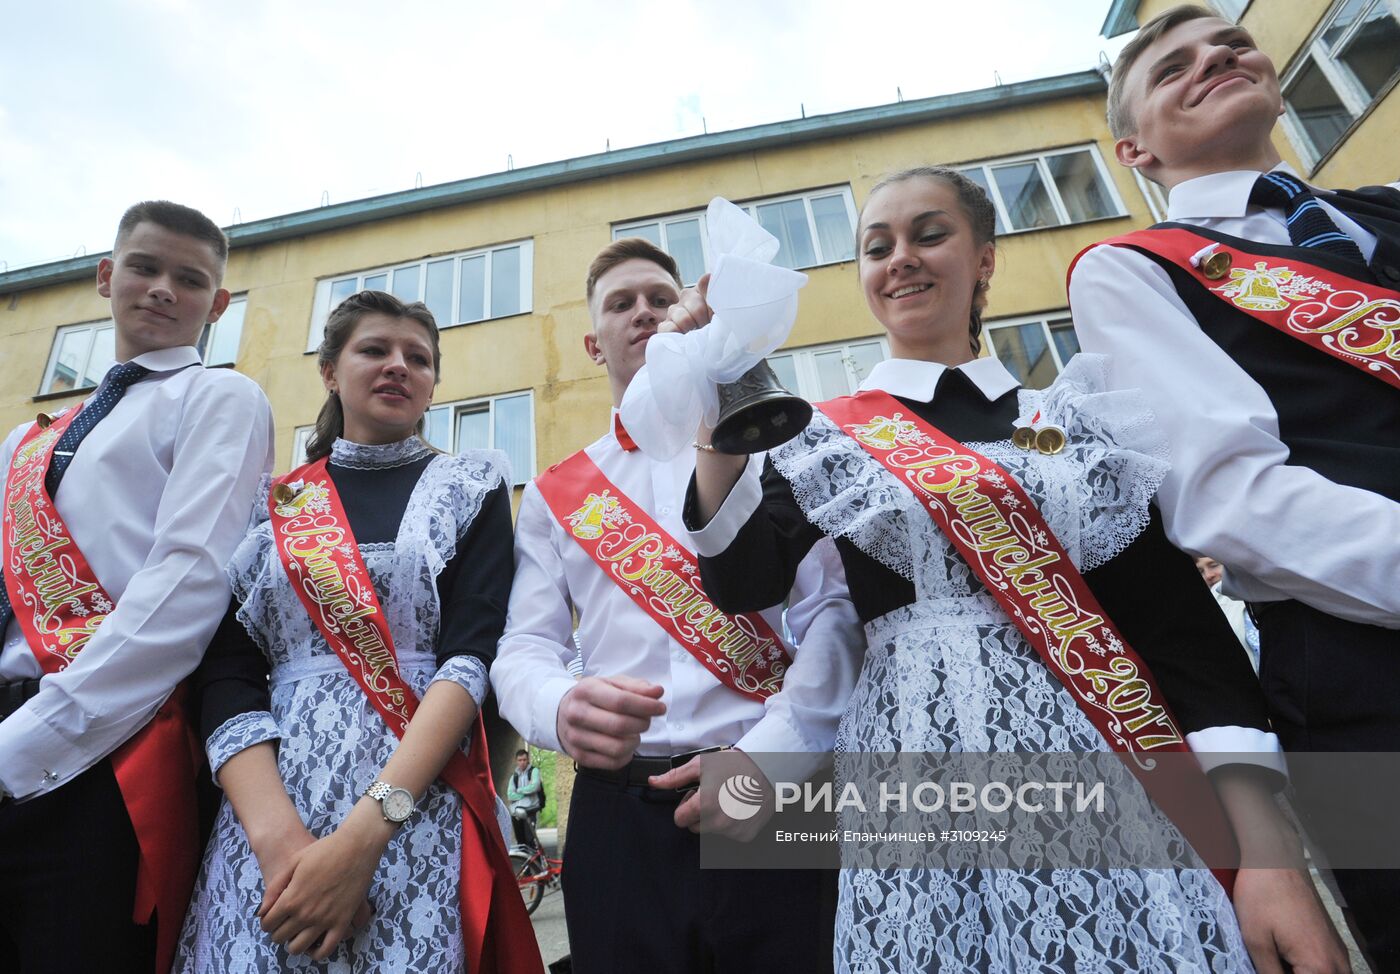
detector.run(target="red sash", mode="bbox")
[1080,227,1400,390]
[535,450,791,702]
[2,407,201,974]
[268,458,540,974]
[819,392,1239,889]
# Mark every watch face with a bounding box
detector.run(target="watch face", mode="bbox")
[383,788,414,823]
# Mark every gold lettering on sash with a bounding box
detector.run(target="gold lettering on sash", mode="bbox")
[839,409,1183,751]
[536,452,789,699]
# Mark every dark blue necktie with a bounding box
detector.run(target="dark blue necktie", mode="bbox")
[1249,171,1366,264]
[0,361,150,636]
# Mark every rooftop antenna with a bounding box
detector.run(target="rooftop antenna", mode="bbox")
[507,154,514,171]
[231,206,242,225]
[703,116,708,133]
[897,86,903,102]
[73,245,86,257]
[1097,50,1113,79]
[800,103,806,118]
[606,138,611,152]
[415,171,423,188]
[994,70,1003,86]
[320,190,330,207]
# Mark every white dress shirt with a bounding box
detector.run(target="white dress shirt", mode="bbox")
[0,346,275,799]
[491,412,863,781]
[1070,163,1400,628]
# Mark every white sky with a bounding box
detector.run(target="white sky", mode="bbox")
[0,0,1130,271]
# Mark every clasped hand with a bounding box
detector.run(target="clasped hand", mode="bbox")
[254,816,381,960]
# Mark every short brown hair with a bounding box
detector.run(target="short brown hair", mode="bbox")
[585,237,681,303]
[113,200,230,270]
[1106,4,1217,138]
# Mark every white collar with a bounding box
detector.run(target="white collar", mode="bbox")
[126,345,202,373]
[1167,161,1306,221]
[858,355,1020,403]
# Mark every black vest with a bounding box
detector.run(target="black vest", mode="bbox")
[1129,185,1400,502]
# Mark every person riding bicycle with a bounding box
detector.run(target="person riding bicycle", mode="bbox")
[507,749,543,850]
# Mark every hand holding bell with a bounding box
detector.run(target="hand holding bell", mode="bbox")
[660,277,811,455]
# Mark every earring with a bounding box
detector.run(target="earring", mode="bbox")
[976,277,990,292]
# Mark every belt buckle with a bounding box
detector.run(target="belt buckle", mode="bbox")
[668,745,727,771]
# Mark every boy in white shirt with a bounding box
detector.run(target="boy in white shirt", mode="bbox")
[0,201,274,973]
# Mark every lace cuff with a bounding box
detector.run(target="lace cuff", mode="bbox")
[770,412,916,579]
[1014,353,1170,571]
[206,711,281,778]
[431,655,489,709]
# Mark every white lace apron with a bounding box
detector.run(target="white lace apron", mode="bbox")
[175,438,508,974]
[771,356,1253,974]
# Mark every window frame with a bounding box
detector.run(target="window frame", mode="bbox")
[957,144,1127,235]
[612,185,860,281]
[982,310,1079,389]
[765,335,891,401]
[198,295,248,367]
[1280,0,1400,169]
[423,389,537,486]
[37,319,117,396]
[306,240,535,352]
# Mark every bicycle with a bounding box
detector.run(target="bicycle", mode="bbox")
[509,837,562,916]
[509,811,562,916]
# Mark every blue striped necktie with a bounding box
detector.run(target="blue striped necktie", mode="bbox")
[1249,171,1366,264]
[0,361,150,636]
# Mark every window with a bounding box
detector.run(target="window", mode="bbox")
[40,320,116,395]
[422,391,535,485]
[200,297,247,367]
[984,313,1080,390]
[1283,0,1400,165]
[765,337,890,401]
[613,211,709,285]
[307,241,533,351]
[958,146,1124,233]
[614,186,858,283]
[291,425,314,469]
[39,297,250,395]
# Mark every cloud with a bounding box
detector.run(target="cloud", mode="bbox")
[0,0,1121,268]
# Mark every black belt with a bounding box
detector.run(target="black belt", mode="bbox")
[575,746,728,791]
[0,678,42,721]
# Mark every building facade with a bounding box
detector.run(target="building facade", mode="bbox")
[4,71,1155,478]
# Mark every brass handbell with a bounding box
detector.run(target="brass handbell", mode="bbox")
[710,362,813,455]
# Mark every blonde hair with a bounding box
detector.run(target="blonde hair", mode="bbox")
[1106,4,1217,138]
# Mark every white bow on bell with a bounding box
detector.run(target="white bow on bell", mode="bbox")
[619,197,808,459]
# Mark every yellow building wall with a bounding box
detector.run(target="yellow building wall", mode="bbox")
[1,89,1156,475]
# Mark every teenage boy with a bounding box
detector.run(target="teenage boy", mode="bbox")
[507,748,543,848]
[0,201,275,973]
[492,238,862,974]
[1070,5,1400,967]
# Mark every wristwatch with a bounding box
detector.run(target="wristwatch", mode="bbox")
[365,780,416,825]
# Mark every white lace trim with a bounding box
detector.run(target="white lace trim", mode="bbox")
[206,711,280,777]
[329,435,434,469]
[225,449,510,681]
[432,655,489,710]
[771,353,1168,581]
[770,411,920,580]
